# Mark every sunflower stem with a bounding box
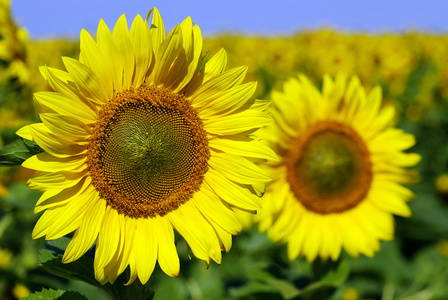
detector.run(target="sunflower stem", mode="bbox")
[125,280,154,300]
[311,257,340,281]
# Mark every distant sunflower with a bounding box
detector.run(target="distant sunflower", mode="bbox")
[17,9,275,284]
[259,74,420,261]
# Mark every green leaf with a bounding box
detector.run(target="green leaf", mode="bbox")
[40,255,118,299]
[22,288,87,300]
[260,278,301,299]
[40,256,100,288]
[349,241,409,283]
[321,260,350,285]
[39,248,56,264]
[38,238,72,265]
[47,237,72,252]
[299,260,350,297]
[0,138,44,166]
[228,280,280,299]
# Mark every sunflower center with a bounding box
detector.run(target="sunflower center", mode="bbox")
[87,84,210,219]
[286,121,372,214]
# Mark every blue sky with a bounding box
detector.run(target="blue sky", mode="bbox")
[11,0,448,39]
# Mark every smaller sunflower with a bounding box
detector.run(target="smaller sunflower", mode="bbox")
[258,74,420,261]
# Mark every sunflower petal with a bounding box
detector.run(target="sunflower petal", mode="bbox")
[23,152,86,173]
[156,217,180,277]
[130,14,153,87]
[62,56,108,104]
[63,194,105,263]
[34,91,96,123]
[113,14,134,89]
[79,29,113,99]
[209,152,271,184]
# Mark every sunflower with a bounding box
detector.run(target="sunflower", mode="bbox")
[258,74,420,262]
[17,8,276,284]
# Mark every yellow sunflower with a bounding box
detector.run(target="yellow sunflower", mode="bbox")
[258,74,420,262]
[17,8,276,284]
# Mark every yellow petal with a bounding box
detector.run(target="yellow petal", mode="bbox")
[95,206,122,269]
[62,56,108,105]
[195,186,242,235]
[63,194,105,263]
[79,29,113,99]
[39,65,72,83]
[209,137,278,161]
[151,25,183,86]
[39,113,91,141]
[203,48,227,82]
[125,218,138,285]
[191,66,247,103]
[209,152,271,184]
[96,19,123,92]
[35,177,91,213]
[113,14,134,90]
[130,14,153,87]
[29,124,86,158]
[301,214,320,262]
[209,218,232,253]
[16,124,34,140]
[204,168,261,211]
[369,188,412,217]
[204,110,273,135]
[369,128,416,151]
[110,215,134,279]
[134,217,157,284]
[34,91,96,123]
[32,184,96,239]
[175,17,203,92]
[27,171,85,192]
[168,201,220,264]
[41,66,96,110]
[286,216,307,261]
[267,197,301,241]
[156,217,180,277]
[23,152,86,173]
[147,7,165,55]
[198,82,257,117]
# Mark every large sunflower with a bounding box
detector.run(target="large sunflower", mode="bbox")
[17,9,276,284]
[258,74,420,261]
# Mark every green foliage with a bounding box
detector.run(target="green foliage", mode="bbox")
[0,138,43,166]
[23,288,87,300]
[36,240,117,300]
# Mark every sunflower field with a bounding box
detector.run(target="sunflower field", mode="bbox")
[1,1,448,300]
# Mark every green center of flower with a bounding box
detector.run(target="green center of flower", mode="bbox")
[87,84,210,219]
[299,131,358,196]
[102,103,198,199]
[286,121,372,214]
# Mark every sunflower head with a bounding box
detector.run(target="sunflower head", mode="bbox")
[18,8,275,285]
[258,73,420,262]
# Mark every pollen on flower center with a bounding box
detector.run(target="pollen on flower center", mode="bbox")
[87,84,210,219]
[286,121,372,214]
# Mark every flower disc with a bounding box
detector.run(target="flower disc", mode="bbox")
[286,121,372,214]
[88,84,210,218]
